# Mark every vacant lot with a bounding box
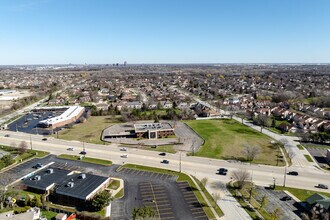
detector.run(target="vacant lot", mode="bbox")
[55,116,120,144]
[185,119,283,166]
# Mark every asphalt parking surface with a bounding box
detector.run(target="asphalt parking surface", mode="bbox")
[7,111,62,135]
[1,155,206,219]
[256,186,303,220]
[138,182,175,219]
[306,147,329,166]
[177,182,208,220]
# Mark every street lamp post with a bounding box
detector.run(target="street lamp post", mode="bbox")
[273,177,276,189]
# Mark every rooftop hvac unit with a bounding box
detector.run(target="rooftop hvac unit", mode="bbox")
[34,175,41,181]
[79,173,86,179]
[46,168,54,174]
[66,182,74,188]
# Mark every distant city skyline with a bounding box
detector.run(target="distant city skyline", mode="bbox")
[0,0,329,65]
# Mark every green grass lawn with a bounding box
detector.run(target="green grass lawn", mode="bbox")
[108,179,120,190]
[121,164,223,219]
[54,116,120,144]
[275,186,330,201]
[57,154,112,166]
[114,188,124,199]
[41,210,58,220]
[304,154,314,162]
[143,145,176,153]
[297,145,304,150]
[185,119,283,166]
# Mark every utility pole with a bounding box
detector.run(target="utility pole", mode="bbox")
[283,166,287,187]
[179,151,182,173]
[30,135,32,150]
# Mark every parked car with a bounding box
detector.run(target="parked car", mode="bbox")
[121,154,128,158]
[218,168,228,175]
[4,134,10,137]
[67,147,74,151]
[42,138,47,141]
[281,196,292,201]
[161,160,169,164]
[33,163,43,169]
[159,152,166,156]
[80,150,87,155]
[316,184,329,189]
[287,171,298,176]
[120,147,128,151]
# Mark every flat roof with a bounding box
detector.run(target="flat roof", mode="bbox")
[23,167,71,191]
[55,173,109,200]
[134,122,173,132]
[38,106,84,126]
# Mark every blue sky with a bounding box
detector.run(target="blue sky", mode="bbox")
[0,0,329,64]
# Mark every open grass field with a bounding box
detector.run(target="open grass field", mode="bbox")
[54,116,120,144]
[185,119,283,166]
[275,186,330,201]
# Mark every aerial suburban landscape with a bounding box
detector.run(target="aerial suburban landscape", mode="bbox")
[0,1,329,220]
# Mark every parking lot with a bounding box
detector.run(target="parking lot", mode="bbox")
[306,147,330,167]
[1,155,206,219]
[177,182,208,220]
[7,111,63,135]
[119,167,177,182]
[138,182,175,219]
[255,186,303,220]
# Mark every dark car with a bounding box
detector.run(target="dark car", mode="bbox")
[80,150,87,155]
[287,171,298,176]
[4,134,10,137]
[218,168,228,175]
[316,184,329,189]
[161,160,169,164]
[159,152,166,156]
[281,196,292,201]
[42,138,47,141]
[33,163,43,169]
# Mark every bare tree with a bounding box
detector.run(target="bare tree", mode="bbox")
[279,138,288,145]
[201,177,208,191]
[18,141,28,155]
[287,150,296,161]
[232,169,251,189]
[259,194,269,210]
[242,145,260,161]
[212,193,221,208]
[270,207,283,220]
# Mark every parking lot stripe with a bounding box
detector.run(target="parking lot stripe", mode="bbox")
[161,217,175,220]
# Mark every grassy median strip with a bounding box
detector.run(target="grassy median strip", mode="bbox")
[275,186,330,201]
[193,176,224,217]
[296,144,304,150]
[57,154,112,166]
[120,164,219,219]
[304,154,314,162]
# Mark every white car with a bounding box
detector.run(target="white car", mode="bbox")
[121,154,128,158]
[67,147,74,151]
[120,147,128,151]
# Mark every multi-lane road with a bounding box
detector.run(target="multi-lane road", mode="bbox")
[1,130,329,193]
